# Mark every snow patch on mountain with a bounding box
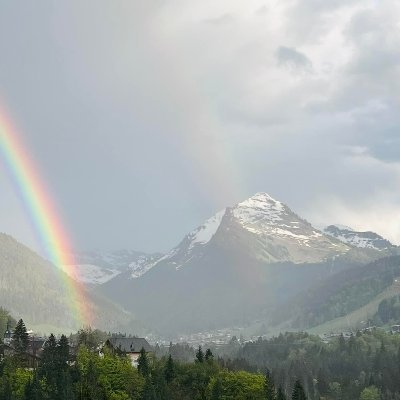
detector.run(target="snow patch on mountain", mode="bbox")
[136,210,227,274]
[129,254,165,278]
[232,192,325,247]
[189,209,226,249]
[331,224,354,231]
[324,225,393,250]
[62,264,121,285]
[65,250,164,284]
[233,192,284,228]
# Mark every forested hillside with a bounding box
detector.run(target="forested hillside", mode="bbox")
[273,256,400,330]
[215,330,400,400]
[0,233,139,333]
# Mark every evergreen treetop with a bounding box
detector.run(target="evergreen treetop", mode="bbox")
[11,319,29,356]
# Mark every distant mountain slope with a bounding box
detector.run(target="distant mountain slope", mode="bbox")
[324,225,396,251]
[100,193,384,334]
[309,281,400,334]
[0,233,138,333]
[62,250,163,285]
[272,255,400,330]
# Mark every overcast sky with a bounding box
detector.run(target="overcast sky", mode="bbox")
[1,0,400,254]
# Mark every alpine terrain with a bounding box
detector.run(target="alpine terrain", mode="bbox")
[324,224,395,251]
[62,249,163,285]
[99,193,393,335]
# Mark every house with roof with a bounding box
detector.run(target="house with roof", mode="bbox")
[105,337,152,367]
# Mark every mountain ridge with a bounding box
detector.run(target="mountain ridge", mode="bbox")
[99,192,390,334]
[324,224,395,251]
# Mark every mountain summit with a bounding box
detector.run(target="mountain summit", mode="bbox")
[146,192,350,271]
[227,192,350,263]
[100,192,371,334]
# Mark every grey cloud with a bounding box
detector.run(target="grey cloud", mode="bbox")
[275,46,312,71]
[345,8,400,77]
[255,6,268,16]
[1,0,400,252]
[204,13,234,25]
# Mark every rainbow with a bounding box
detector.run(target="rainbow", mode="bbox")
[0,108,90,327]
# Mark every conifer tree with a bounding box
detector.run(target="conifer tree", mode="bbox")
[42,334,57,368]
[11,319,29,365]
[195,346,204,363]
[11,319,29,354]
[291,380,307,400]
[277,386,286,400]
[57,335,70,367]
[40,334,58,398]
[164,354,175,383]
[205,348,214,362]
[142,376,156,400]
[265,371,276,400]
[138,347,150,377]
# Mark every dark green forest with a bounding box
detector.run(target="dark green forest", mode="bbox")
[1,316,400,399]
[274,256,400,329]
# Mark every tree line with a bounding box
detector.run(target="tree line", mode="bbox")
[0,319,308,400]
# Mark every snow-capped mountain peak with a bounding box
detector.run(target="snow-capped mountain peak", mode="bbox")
[233,192,285,226]
[147,192,352,270]
[232,192,320,239]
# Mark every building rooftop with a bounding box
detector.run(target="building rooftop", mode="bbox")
[107,337,152,353]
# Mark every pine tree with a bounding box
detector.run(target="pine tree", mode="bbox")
[265,371,276,400]
[138,347,150,377]
[42,334,57,368]
[57,370,74,400]
[164,354,175,383]
[205,348,214,362]
[11,319,29,358]
[40,334,58,398]
[142,376,156,400]
[195,346,204,363]
[57,335,70,367]
[277,386,286,400]
[292,380,307,400]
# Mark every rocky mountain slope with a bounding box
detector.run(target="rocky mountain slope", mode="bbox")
[123,193,352,277]
[100,193,385,334]
[324,225,395,251]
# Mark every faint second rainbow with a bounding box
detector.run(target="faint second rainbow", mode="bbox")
[0,108,91,327]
